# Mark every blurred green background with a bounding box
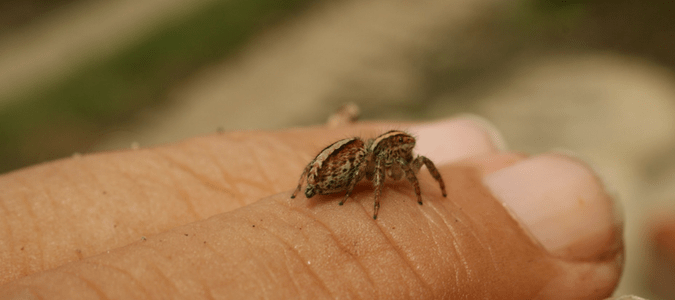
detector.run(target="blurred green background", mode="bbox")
[0,0,318,172]
[2,0,675,297]
[3,0,674,174]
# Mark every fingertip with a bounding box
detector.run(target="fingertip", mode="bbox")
[410,116,507,164]
[483,153,622,261]
[455,152,528,177]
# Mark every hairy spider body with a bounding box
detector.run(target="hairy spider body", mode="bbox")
[291,130,447,219]
[366,131,447,219]
[291,137,368,199]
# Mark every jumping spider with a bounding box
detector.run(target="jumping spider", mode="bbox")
[291,130,447,219]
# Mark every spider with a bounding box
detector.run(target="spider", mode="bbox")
[291,130,447,219]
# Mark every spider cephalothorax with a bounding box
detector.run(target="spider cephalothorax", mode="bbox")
[291,130,446,219]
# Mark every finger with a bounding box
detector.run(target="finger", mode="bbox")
[0,117,501,284]
[410,116,507,164]
[483,153,623,298]
[0,153,621,299]
[455,152,528,177]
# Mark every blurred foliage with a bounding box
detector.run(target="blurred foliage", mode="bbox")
[0,0,317,174]
[1,0,675,174]
[531,0,675,67]
[0,0,79,35]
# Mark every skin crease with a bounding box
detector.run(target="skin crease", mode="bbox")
[0,121,622,299]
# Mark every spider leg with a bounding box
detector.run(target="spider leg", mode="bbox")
[372,155,386,219]
[388,163,404,180]
[291,162,312,198]
[339,159,367,206]
[414,155,447,197]
[364,159,376,181]
[397,158,423,205]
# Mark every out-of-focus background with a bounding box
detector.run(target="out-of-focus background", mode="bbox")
[1,0,675,297]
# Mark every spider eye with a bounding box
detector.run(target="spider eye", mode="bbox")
[398,137,403,142]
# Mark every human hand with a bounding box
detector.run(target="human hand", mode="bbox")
[0,118,622,299]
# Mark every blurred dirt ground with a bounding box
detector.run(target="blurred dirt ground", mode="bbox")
[3,0,675,298]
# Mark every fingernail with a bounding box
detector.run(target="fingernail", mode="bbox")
[410,115,507,164]
[483,153,621,259]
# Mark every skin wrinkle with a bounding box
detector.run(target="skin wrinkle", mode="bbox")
[203,148,247,203]
[51,165,85,263]
[167,173,201,220]
[284,204,378,291]
[201,142,242,200]
[416,207,455,284]
[0,191,15,274]
[435,179,480,286]
[255,225,334,299]
[455,239,472,282]
[147,264,181,298]
[234,134,299,194]
[69,156,102,202]
[418,198,462,292]
[279,257,304,298]
[231,176,279,200]
[75,157,120,247]
[82,256,153,298]
[459,219,498,277]
[78,156,106,193]
[9,284,45,300]
[371,214,434,298]
[199,238,228,266]
[289,146,313,175]
[52,162,78,244]
[446,190,501,275]
[432,169,503,274]
[215,147,276,200]
[247,134,290,191]
[154,148,239,201]
[218,220,290,299]
[22,174,50,276]
[268,136,309,190]
[254,208,325,291]
[420,194,469,293]
[34,289,45,300]
[157,156,203,220]
[262,200,365,297]
[429,199,500,282]
[57,269,109,300]
[275,135,315,171]
[14,175,46,274]
[436,205,469,284]
[287,180,443,296]
[200,281,216,300]
[199,230,284,300]
[221,220,289,296]
[248,144,277,195]
[288,182,440,297]
[62,158,100,251]
[112,157,154,212]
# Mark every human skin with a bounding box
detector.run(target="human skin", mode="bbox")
[0,118,622,299]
